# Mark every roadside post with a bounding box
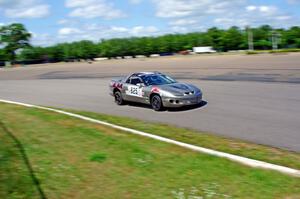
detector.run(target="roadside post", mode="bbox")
[4,61,11,68]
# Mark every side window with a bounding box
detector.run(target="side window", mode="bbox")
[126,75,135,83]
[130,77,142,85]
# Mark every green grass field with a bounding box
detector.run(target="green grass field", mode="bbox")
[1,102,300,199]
[68,109,300,170]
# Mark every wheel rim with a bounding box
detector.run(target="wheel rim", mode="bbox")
[115,92,122,104]
[152,96,161,110]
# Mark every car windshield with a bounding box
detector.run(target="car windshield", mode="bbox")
[141,74,177,86]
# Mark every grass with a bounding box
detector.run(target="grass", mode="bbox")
[246,48,300,55]
[0,102,300,199]
[89,153,107,163]
[0,121,40,199]
[66,108,300,170]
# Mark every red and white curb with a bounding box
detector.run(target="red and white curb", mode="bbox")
[1,99,300,177]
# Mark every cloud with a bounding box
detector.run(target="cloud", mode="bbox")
[65,0,126,19]
[55,24,160,44]
[90,25,159,37]
[214,17,249,27]
[151,0,299,31]
[275,15,292,21]
[153,0,246,18]
[212,4,295,28]
[58,27,82,35]
[170,26,188,33]
[30,32,56,46]
[246,5,278,16]
[130,26,158,35]
[245,5,256,11]
[169,19,197,26]
[5,4,50,18]
[57,19,81,27]
[112,26,128,31]
[11,0,299,46]
[152,0,249,31]
[0,0,50,18]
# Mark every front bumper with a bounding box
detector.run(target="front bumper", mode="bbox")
[162,93,202,107]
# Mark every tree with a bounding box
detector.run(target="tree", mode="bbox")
[10,24,300,62]
[252,25,272,50]
[206,27,224,51]
[19,46,45,61]
[281,26,300,48]
[221,26,244,51]
[0,23,31,62]
[0,49,8,61]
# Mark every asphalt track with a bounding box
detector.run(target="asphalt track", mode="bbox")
[0,53,300,151]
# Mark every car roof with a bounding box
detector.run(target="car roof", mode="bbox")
[133,71,162,77]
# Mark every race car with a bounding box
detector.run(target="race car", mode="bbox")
[109,72,202,111]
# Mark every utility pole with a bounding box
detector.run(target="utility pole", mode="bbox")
[272,31,280,50]
[247,26,254,51]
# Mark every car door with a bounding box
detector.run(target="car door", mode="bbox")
[121,76,132,101]
[125,77,145,103]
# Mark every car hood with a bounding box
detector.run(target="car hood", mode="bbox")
[156,83,200,95]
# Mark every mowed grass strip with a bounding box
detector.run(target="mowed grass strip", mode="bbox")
[66,109,300,170]
[0,103,300,199]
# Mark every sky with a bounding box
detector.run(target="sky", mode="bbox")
[0,0,300,46]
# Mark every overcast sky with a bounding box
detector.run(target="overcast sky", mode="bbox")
[1,0,300,46]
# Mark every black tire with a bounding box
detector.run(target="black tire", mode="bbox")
[151,95,164,111]
[114,91,125,105]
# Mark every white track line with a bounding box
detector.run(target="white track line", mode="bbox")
[1,99,300,177]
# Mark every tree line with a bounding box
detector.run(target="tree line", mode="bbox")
[1,23,300,64]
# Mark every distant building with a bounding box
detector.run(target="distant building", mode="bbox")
[94,57,108,61]
[193,46,216,53]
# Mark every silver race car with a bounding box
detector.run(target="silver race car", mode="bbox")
[109,72,202,111]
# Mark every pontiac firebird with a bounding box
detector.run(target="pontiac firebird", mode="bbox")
[109,72,202,111]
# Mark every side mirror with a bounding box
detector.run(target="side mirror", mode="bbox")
[136,83,145,88]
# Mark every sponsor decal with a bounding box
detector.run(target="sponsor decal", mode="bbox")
[117,83,123,89]
[151,87,159,93]
[112,82,123,89]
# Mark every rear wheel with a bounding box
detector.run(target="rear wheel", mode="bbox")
[151,95,164,111]
[114,91,125,105]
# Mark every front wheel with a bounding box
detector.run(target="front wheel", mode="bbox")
[114,91,125,105]
[151,95,164,111]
